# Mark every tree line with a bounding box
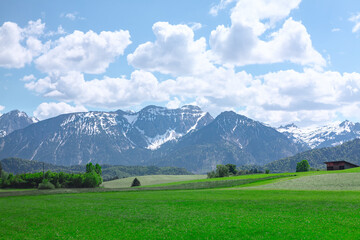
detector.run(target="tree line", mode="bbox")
[207,164,270,178]
[0,162,102,189]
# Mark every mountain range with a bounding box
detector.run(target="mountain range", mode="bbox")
[1,106,360,173]
[278,121,360,149]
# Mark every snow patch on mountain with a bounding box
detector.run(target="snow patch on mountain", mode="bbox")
[187,112,207,133]
[0,130,6,138]
[278,120,360,148]
[123,114,138,124]
[146,129,183,150]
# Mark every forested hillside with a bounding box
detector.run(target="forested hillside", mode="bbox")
[265,139,360,172]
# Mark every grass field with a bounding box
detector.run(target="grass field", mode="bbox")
[2,169,360,239]
[1,189,360,239]
[102,174,207,188]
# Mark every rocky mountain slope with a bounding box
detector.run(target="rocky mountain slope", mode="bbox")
[277,120,360,149]
[0,110,38,137]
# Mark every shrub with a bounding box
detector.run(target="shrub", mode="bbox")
[216,165,230,178]
[131,178,141,187]
[265,169,270,174]
[226,164,237,175]
[38,179,55,190]
[296,160,310,172]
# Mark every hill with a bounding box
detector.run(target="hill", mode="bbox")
[265,138,360,172]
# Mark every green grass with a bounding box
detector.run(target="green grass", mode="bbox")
[1,189,360,239]
[101,174,207,188]
[2,168,360,239]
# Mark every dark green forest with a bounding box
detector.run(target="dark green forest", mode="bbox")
[0,163,102,189]
[0,157,192,181]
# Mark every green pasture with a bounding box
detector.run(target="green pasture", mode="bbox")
[2,168,360,239]
[1,189,360,239]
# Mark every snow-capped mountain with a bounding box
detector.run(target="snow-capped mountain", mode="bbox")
[278,120,360,149]
[154,111,307,173]
[0,105,213,166]
[0,110,38,137]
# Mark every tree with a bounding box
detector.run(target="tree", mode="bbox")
[95,163,102,175]
[216,165,230,178]
[0,162,2,178]
[131,178,141,187]
[83,171,101,188]
[265,169,270,174]
[296,160,310,172]
[86,163,95,173]
[226,164,237,175]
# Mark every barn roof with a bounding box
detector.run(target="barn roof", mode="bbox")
[324,161,359,167]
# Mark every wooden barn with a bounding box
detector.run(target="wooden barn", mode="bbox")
[324,161,359,171]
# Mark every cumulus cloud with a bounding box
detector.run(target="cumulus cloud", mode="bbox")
[157,65,360,126]
[35,30,131,74]
[209,0,236,16]
[0,20,45,68]
[33,102,88,120]
[21,74,36,81]
[349,13,360,33]
[166,97,182,109]
[209,0,325,67]
[26,70,168,108]
[35,29,131,74]
[46,25,66,37]
[128,22,214,77]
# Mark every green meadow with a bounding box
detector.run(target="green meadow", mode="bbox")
[1,168,360,239]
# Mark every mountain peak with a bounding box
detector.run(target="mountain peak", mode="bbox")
[0,110,37,137]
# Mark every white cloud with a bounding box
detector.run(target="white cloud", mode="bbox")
[35,29,131,74]
[21,74,36,81]
[189,22,203,31]
[46,25,66,37]
[60,12,85,21]
[0,105,5,112]
[331,28,340,32]
[156,65,360,126]
[0,20,45,68]
[209,0,325,67]
[26,70,168,109]
[23,19,45,36]
[209,0,236,16]
[166,97,182,109]
[33,102,88,120]
[128,22,214,77]
[349,13,360,33]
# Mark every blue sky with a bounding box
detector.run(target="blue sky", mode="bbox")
[1,0,360,127]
